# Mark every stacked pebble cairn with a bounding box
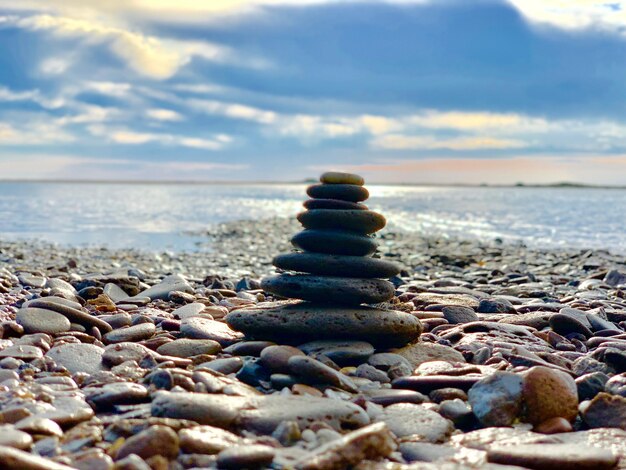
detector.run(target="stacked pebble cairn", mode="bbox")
[227,171,422,348]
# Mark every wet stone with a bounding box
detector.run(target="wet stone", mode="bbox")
[15,308,71,334]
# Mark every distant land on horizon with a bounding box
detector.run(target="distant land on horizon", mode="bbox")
[0,179,624,190]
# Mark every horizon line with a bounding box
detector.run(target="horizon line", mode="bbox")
[0,178,625,189]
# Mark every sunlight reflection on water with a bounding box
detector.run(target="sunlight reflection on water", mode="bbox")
[0,182,623,253]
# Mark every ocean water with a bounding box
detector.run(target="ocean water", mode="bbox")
[0,182,624,253]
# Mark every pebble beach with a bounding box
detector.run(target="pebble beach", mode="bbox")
[1,212,626,469]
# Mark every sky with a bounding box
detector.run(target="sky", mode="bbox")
[0,0,625,184]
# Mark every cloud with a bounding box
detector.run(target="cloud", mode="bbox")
[509,0,626,33]
[188,99,277,124]
[0,120,74,145]
[88,125,232,150]
[146,108,184,121]
[5,14,242,79]
[371,134,526,150]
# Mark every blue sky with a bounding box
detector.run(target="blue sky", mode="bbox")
[1,0,626,184]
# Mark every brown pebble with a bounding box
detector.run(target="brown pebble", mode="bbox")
[534,416,573,434]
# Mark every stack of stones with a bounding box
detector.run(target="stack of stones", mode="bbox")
[227,171,422,348]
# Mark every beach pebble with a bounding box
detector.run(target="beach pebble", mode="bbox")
[180,317,243,345]
[217,444,275,469]
[179,425,241,454]
[260,345,305,373]
[298,340,374,366]
[46,343,106,375]
[0,425,33,449]
[468,372,523,427]
[442,305,479,324]
[116,425,179,460]
[103,322,155,343]
[376,403,453,442]
[487,443,617,469]
[521,366,578,425]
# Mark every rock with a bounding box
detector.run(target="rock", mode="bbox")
[294,422,396,470]
[391,342,466,369]
[180,317,243,345]
[103,323,156,344]
[442,305,479,324]
[291,230,378,256]
[272,253,400,278]
[399,442,456,463]
[298,340,374,366]
[363,389,428,406]
[103,283,129,302]
[582,392,626,430]
[46,343,106,375]
[393,375,482,394]
[549,313,593,338]
[307,183,369,202]
[477,298,515,313]
[179,425,241,454]
[152,391,369,434]
[487,443,617,469]
[15,307,70,334]
[412,293,480,309]
[116,425,179,460]
[604,269,626,287]
[468,372,523,427]
[85,382,149,410]
[172,303,206,320]
[0,345,42,361]
[287,355,358,392]
[226,302,421,348]
[576,372,609,401]
[217,445,275,469]
[320,171,365,185]
[261,274,395,305]
[156,339,221,357]
[259,345,305,373]
[18,273,46,288]
[533,417,573,434]
[0,425,33,450]
[521,366,578,425]
[303,199,368,211]
[23,299,113,333]
[0,445,76,470]
[606,374,626,397]
[355,363,390,383]
[376,403,453,442]
[126,274,192,301]
[298,210,386,234]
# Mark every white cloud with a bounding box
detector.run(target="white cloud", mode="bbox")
[88,124,232,150]
[82,81,132,97]
[6,14,240,79]
[0,120,74,145]
[40,56,71,75]
[146,108,184,121]
[371,134,526,150]
[188,99,277,124]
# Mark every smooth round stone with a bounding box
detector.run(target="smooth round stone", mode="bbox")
[303,198,368,211]
[18,274,46,288]
[287,356,357,392]
[521,366,579,425]
[156,339,221,357]
[364,389,428,406]
[297,210,386,234]
[223,341,276,357]
[260,345,305,373]
[261,274,395,305]
[15,308,71,334]
[487,443,618,469]
[272,253,400,279]
[0,425,33,450]
[23,299,113,333]
[468,372,523,427]
[376,403,453,442]
[550,313,593,338]
[297,340,374,366]
[180,317,244,346]
[320,171,364,186]
[103,322,156,344]
[172,303,206,320]
[85,382,149,410]
[116,425,179,461]
[307,184,369,202]
[226,302,422,348]
[46,343,106,375]
[0,345,43,361]
[0,446,77,470]
[217,445,275,469]
[441,306,479,325]
[292,230,378,256]
[179,426,241,454]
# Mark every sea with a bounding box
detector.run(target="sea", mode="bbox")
[0,182,624,254]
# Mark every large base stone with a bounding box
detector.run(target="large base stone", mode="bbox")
[226,301,422,348]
